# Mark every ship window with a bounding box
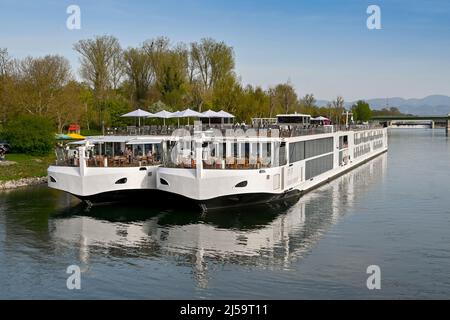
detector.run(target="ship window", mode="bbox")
[279,142,287,166]
[289,141,305,163]
[244,143,250,158]
[305,154,333,180]
[115,178,127,185]
[235,181,248,188]
[49,176,56,183]
[104,142,113,156]
[305,137,333,159]
[160,178,169,186]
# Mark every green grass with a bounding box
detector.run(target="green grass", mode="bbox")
[80,129,103,136]
[0,153,55,182]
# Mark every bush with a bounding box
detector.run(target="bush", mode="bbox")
[3,115,54,155]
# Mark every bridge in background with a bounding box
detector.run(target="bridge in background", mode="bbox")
[371,115,450,136]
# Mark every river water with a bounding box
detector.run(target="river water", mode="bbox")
[0,129,449,299]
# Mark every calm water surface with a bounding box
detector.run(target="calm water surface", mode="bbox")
[1,129,450,299]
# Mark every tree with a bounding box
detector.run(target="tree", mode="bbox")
[16,55,72,117]
[0,48,13,125]
[300,93,317,115]
[53,81,85,133]
[158,49,188,109]
[73,35,123,100]
[3,114,54,155]
[267,88,276,118]
[104,95,132,127]
[149,100,171,113]
[372,107,406,116]
[0,48,12,78]
[143,37,171,85]
[273,82,298,114]
[352,100,372,122]
[123,46,153,106]
[331,96,345,124]
[212,75,242,116]
[189,38,235,110]
[74,36,124,133]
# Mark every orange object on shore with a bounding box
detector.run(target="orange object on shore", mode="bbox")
[68,124,80,134]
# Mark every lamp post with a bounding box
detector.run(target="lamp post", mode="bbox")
[342,110,353,129]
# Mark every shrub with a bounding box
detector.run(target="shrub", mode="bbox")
[3,115,54,155]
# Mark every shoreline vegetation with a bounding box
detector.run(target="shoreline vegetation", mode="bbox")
[0,154,54,190]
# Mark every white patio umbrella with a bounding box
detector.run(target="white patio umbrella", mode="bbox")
[121,109,154,127]
[312,116,331,125]
[217,110,235,118]
[170,111,182,126]
[151,110,175,126]
[313,116,329,121]
[217,110,235,124]
[177,108,203,125]
[201,110,222,126]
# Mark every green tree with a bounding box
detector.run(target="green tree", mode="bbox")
[73,35,123,99]
[273,82,298,114]
[74,36,123,131]
[123,46,153,106]
[331,96,345,124]
[3,115,54,155]
[352,100,372,122]
[159,55,187,109]
[300,94,318,116]
[0,48,13,125]
[189,38,235,111]
[16,55,72,117]
[105,95,132,127]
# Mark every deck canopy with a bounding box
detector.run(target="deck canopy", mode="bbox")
[68,136,131,145]
[311,116,330,121]
[172,108,204,125]
[311,116,332,125]
[201,110,223,125]
[121,109,154,127]
[150,110,176,125]
[217,110,235,118]
[201,110,222,118]
[178,108,203,118]
[126,137,163,145]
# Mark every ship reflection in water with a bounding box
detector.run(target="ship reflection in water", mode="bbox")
[48,153,387,289]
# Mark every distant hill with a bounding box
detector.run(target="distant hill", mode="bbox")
[316,95,450,116]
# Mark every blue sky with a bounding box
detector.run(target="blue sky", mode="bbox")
[1,0,449,100]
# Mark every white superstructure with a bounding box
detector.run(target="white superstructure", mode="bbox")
[48,116,388,210]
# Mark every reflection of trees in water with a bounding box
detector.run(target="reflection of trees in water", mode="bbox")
[0,154,387,288]
[0,186,77,254]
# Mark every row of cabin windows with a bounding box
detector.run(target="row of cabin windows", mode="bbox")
[354,144,371,158]
[354,130,384,145]
[305,154,334,180]
[373,140,384,150]
[289,137,333,164]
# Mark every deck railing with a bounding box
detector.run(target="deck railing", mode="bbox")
[105,124,382,138]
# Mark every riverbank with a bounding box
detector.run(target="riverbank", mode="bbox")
[0,153,54,190]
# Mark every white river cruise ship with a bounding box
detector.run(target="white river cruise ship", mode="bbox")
[48,114,388,210]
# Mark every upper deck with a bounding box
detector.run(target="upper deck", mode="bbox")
[53,121,384,171]
[102,122,381,139]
